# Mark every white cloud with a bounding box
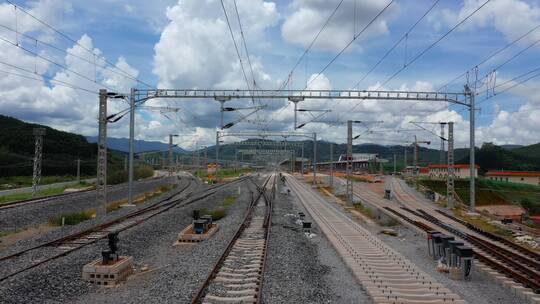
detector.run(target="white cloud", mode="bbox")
[434,0,540,43]
[281,0,396,52]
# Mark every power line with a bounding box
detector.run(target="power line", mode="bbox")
[0,35,117,92]
[306,0,395,89]
[437,23,540,91]
[352,0,440,89]
[5,0,154,89]
[276,0,345,91]
[0,23,148,89]
[0,67,98,94]
[376,0,492,90]
[220,0,253,99]
[232,0,256,89]
[477,67,540,106]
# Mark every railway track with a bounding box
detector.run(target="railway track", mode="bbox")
[287,174,464,304]
[379,178,540,293]
[192,173,276,304]
[0,176,248,283]
[0,175,168,211]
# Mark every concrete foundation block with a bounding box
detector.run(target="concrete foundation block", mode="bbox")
[82,256,133,287]
[174,223,219,244]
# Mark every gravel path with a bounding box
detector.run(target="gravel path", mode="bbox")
[0,176,177,231]
[0,177,254,304]
[263,176,370,304]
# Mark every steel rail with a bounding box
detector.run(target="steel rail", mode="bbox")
[0,177,248,282]
[191,174,274,304]
[396,206,540,292]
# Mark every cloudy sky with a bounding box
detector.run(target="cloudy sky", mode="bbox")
[0,0,539,150]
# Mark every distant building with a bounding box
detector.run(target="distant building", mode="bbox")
[317,153,385,172]
[427,164,479,180]
[337,153,378,162]
[485,171,540,186]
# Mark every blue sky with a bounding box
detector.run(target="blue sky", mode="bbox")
[0,0,539,149]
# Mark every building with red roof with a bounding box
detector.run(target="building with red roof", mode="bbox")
[486,170,540,186]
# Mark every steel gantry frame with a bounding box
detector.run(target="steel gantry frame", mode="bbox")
[216,131,317,185]
[97,87,478,213]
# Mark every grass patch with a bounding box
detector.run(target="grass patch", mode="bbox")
[197,195,238,221]
[194,168,252,183]
[49,209,95,226]
[0,182,92,205]
[106,184,176,213]
[420,178,540,214]
[0,175,93,190]
[455,209,513,238]
[223,196,237,207]
[199,207,227,220]
[353,203,375,219]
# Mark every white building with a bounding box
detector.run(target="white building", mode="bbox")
[486,171,540,186]
[427,164,479,180]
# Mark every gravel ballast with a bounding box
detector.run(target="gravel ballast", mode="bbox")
[0,177,255,303]
[263,176,370,304]
[0,176,178,231]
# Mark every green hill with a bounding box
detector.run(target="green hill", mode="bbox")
[0,115,146,183]
[457,142,540,173]
[0,115,98,177]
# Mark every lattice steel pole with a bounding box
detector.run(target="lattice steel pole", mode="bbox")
[31,127,46,196]
[301,144,304,176]
[168,134,174,176]
[440,123,445,164]
[96,90,108,216]
[312,133,317,186]
[467,84,476,213]
[346,120,353,205]
[216,131,219,180]
[329,142,334,189]
[76,158,80,184]
[447,122,455,209]
[127,88,136,206]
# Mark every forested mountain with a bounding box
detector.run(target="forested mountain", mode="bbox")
[0,115,97,176]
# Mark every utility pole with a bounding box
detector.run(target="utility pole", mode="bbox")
[76,158,81,184]
[301,144,304,176]
[31,127,46,196]
[329,142,334,189]
[447,122,455,209]
[168,134,175,177]
[204,145,208,170]
[346,120,353,205]
[219,100,225,129]
[127,88,136,207]
[404,147,407,168]
[466,85,477,214]
[96,89,108,216]
[414,135,418,169]
[393,153,396,174]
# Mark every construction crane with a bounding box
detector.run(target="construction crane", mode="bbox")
[410,121,448,164]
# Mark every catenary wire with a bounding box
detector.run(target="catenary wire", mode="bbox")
[5,0,155,89]
[375,0,492,90]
